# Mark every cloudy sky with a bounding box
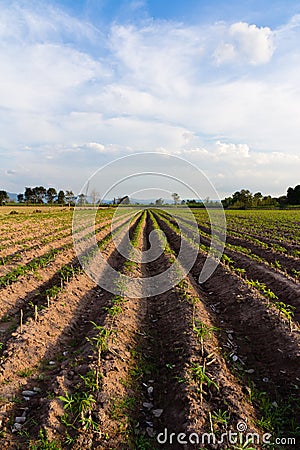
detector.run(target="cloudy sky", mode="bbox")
[0,0,300,198]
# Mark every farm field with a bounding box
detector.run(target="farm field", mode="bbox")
[0,207,299,449]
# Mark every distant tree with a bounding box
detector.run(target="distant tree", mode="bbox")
[17,193,24,203]
[277,195,288,208]
[252,192,263,207]
[172,193,180,205]
[0,190,9,206]
[181,199,186,205]
[46,187,57,204]
[287,185,300,205]
[229,189,253,209]
[222,189,281,209]
[32,186,46,204]
[77,193,86,206]
[260,195,279,207]
[91,189,101,207]
[187,199,205,208]
[24,187,34,205]
[65,190,75,207]
[57,190,65,205]
[155,198,164,206]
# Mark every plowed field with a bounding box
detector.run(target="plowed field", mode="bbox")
[0,207,299,449]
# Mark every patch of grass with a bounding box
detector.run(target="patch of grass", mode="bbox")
[18,368,35,377]
[29,429,61,450]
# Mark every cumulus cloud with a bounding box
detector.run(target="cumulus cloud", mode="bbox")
[85,142,106,153]
[0,2,299,196]
[215,141,250,158]
[178,140,300,196]
[214,22,275,65]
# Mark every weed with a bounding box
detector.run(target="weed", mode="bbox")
[191,362,219,403]
[211,409,231,428]
[86,322,112,389]
[59,391,96,430]
[18,368,35,377]
[193,320,219,356]
[29,429,61,450]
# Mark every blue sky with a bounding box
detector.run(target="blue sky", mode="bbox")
[0,0,300,197]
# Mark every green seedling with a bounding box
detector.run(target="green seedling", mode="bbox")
[191,362,219,403]
[29,429,61,450]
[86,322,112,389]
[211,409,231,428]
[193,320,219,356]
[59,391,96,430]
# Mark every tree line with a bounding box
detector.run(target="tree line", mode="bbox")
[0,184,300,208]
[0,187,76,206]
[222,185,300,209]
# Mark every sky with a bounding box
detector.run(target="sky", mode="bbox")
[0,0,300,198]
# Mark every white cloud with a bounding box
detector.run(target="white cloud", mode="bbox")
[85,142,106,152]
[229,22,274,64]
[213,42,236,64]
[215,141,250,158]
[0,2,299,197]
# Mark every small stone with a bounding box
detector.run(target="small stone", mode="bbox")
[263,377,269,383]
[63,351,68,356]
[23,397,30,401]
[147,386,154,396]
[152,409,163,418]
[148,380,154,383]
[49,361,55,365]
[22,390,36,397]
[143,402,153,410]
[15,417,26,423]
[13,423,22,431]
[232,355,238,362]
[33,387,41,392]
[228,334,233,340]
[245,369,255,374]
[146,427,156,438]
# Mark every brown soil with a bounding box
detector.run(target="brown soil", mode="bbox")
[0,209,299,450]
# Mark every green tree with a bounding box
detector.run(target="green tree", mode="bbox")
[155,198,164,206]
[253,192,263,207]
[32,186,46,204]
[65,190,75,207]
[24,187,34,205]
[287,185,300,205]
[0,190,9,206]
[46,187,57,204]
[172,192,180,205]
[77,193,86,206]
[231,189,253,209]
[57,190,65,205]
[17,193,24,203]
